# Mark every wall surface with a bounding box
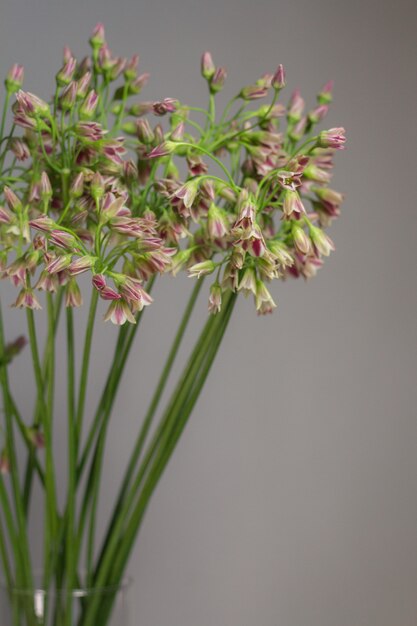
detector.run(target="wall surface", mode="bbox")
[0,1,417,625]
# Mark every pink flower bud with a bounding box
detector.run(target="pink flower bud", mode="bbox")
[40,172,53,201]
[153,98,178,116]
[272,64,286,90]
[77,72,92,99]
[68,255,96,276]
[136,118,154,144]
[4,186,21,212]
[210,67,227,94]
[287,89,305,123]
[9,138,30,161]
[124,54,139,81]
[147,141,176,159]
[15,90,49,117]
[308,104,329,124]
[240,85,269,100]
[46,254,72,274]
[79,90,99,119]
[170,122,185,142]
[29,215,55,233]
[69,172,84,198]
[129,73,150,94]
[318,127,346,150]
[60,82,77,111]
[49,229,77,251]
[90,23,106,48]
[56,57,77,86]
[76,121,106,141]
[201,52,215,80]
[318,80,334,105]
[5,64,24,93]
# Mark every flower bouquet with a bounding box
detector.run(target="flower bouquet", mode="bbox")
[0,23,345,626]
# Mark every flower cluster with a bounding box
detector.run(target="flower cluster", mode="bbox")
[0,24,345,323]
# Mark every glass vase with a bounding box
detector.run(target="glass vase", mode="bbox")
[0,578,131,626]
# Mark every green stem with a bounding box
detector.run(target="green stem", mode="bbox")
[85,295,236,626]
[26,309,58,587]
[99,279,204,552]
[65,307,76,625]
[76,290,99,441]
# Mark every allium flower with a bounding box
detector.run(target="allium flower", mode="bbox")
[56,57,77,86]
[13,288,42,310]
[188,260,215,278]
[15,90,49,117]
[282,189,306,219]
[318,127,346,150]
[5,64,24,93]
[272,64,286,90]
[255,280,276,314]
[65,279,83,307]
[210,67,227,93]
[153,98,178,116]
[103,299,136,325]
[292,224,311,256]
[201,52,215,81]
[9,138,30,161]
[208,282,222,314]
[92,274,121,300]
[318,80,334,104]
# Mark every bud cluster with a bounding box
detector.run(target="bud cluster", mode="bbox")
[0,24,345,323]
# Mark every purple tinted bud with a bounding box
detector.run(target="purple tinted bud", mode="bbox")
[153,98,178,116]
[9,138,29,161]
[4,186,21,212]
[318,80,334,104]
[40,171,52,201]
[170,122,185,141]
[129,73,150,94]
[272,64,286,90]
[201,52,215,80]
[90,23,106,48]
[69,172,84,198]
[5,64,24,93]
[60,82,77,111]
[210,67,227,94]
[63,46,73,63]
[77,72,92,98]
[288,89,305,122]
[240,85,269,100]
[79,90,99,119]
[136,118,154,144]
[318,127,346,150]
[124,54,139,81]
[308,104,329,124]
[56,57,77,86]
[128,101,154,117]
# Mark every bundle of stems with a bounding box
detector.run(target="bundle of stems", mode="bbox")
[0,22,345,626]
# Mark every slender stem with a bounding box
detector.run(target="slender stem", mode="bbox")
[76,290,99,441]
[0,302,33,590]
[26,308,58,587]
[102,279,204,543]
[65,307,76,625]
[84,295,236,626]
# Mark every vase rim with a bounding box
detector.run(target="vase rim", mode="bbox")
[0,575,133,597]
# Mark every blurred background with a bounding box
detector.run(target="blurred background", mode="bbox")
[1,0,417,625]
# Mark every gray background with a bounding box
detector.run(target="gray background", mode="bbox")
[1,0,417,625]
